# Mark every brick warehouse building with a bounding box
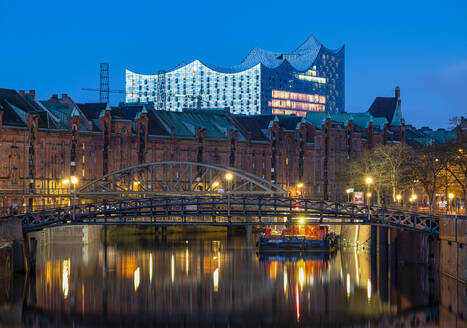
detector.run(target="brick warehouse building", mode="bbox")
[0,87,407,211]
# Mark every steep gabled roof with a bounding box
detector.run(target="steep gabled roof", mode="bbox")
[0,88,56,128]
[368,97,398,123]
[230,115,269,142]
[153,109,245,141]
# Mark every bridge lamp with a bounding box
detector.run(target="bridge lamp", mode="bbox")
[298,218,305,225]
[225,173,233,181]
[71,176,78,185]
[365,177,373,185]
[212,181,220,188]
[297,183,304,188]
[396,194,402,200]
[366,192,372,198]
[448,193,454,200]
[62,178,70,185]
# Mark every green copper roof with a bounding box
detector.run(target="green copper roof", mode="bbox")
[305,112,328,128]
[390,103,404,127]
[155,110,246,141]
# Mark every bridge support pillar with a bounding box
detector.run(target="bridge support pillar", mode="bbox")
[245,225,252,247]
[378,226,389,303]
[370,225,377,288]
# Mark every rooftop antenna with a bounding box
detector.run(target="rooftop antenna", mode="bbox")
[100,63,110,103]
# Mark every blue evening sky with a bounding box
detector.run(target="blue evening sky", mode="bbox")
[1,0,466,128]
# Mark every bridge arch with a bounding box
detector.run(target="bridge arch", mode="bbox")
[77,161,287,197]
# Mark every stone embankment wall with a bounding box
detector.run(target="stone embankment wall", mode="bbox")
[0,218,25,276]
[438,216,467,323]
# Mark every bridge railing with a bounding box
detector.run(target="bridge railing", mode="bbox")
[12,196,440,234]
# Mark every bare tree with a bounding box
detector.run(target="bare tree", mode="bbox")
[410,146,444,211]
[373,143,416,202]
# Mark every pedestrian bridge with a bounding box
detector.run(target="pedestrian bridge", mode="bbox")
[19,196,439,234]
[8,161,439,234]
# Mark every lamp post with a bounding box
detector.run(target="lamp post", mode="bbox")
[409,193,417,210]
[225,173,233,221]
[396,194,402,207]
[365,177,373,222]
[71,176,78,222]
[365,177,373,206]
[448,193,454,214]
[296,182,304,197]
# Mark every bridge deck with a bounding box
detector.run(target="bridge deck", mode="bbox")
[13,196,439,234]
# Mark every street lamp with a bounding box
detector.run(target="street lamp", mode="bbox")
[296,182,304,197]
[365,177,373,206]
[225,173,233,221]
[448,193,454,214]
[346,188,353,202]
[71,176,78,222]
[212,181,220,189]
[396,194,402,207]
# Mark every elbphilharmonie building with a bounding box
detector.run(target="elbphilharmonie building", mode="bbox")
[126,35,344,116]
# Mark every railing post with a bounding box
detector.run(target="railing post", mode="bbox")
[243,197,246,216]
[150,199,154,222]
[258,197,262,224]
[274,198,277,222]
[228,194,231,224]
[181,198,185,223]
[212,197,215,222]
[320,201,323,223]
[165,198,169,217]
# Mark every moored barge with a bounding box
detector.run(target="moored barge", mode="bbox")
[258,224,337,252]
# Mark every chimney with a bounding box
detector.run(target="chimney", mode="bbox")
[62,94,69,100]
[50,94,59,102]
[28,90,35,98]
[395,86,401,107]
[19,90,25,96]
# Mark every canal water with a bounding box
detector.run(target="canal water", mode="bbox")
[0,226,439,327]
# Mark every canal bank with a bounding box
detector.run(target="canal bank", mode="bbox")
[0,218,25,276]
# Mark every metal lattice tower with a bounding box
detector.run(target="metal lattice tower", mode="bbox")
[157,70,166,110]
[99,63,110,104]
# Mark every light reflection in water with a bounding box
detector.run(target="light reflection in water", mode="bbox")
[346,273,351,298]
[171,254,174,284]
[134,267,140,291]
[295,283,300,323]
[45,261,52,286]
[149,254,153,283]
[283,266,288,295]
[213,268,219,292]
[298,266,305,291]
[62,258,70,299]
[17,230,437,327]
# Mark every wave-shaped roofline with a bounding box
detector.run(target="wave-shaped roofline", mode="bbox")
[126,34,344,76]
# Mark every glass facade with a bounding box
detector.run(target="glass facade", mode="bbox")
[126,35,344,115]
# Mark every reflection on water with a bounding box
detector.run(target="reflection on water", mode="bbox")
[0,226,441,327]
